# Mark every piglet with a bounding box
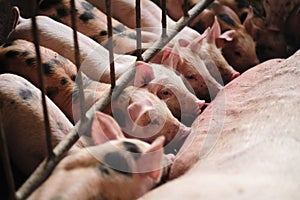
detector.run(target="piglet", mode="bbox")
[111,86,191,148]
[244,6,288,61]
[132,61,205,126]
[190,2,260,72]
[8,6,137,83]
[28,111,173,200]
[37,0,157,54]
[263,0,300,31]
[160,18,239,96]
[0,73,77,176]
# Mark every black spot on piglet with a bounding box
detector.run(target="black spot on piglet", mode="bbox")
[26,58,36,66]
[112,109,126,127]
[103,152,131,176]
[81,1,94,11]
[5,50,19,58]
[79,12,94,22]
[42,59,59,74]
[19,88,33,100]
[218,14,236,27]
[123,141,141,160]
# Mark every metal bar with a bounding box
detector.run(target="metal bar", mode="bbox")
[161,0,167,38]
[0,113,16,200]
[70,0,87,123]
[105,0,116,89]
[135,0,143,61]
[31,12,54,159]
[15,0,213,198]
[183,0,190,17]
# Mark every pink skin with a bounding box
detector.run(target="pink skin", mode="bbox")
[29,112,173,200]
[133,61,205,125]
[0,74,76,176]
[111,86,192,144]
[263,0,299,31]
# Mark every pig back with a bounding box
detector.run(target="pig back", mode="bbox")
[139,50,300,199]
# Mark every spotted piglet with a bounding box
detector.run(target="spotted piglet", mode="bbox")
[0,73,77,176]
[0,39,111,123]
[37,0,157,54]
[28,111,173,200]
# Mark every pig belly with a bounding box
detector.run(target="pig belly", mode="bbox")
[139,50,300,199]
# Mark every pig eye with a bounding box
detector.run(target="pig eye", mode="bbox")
[186,74,196,80]
[234,50,242,57]
[158,88,173,99]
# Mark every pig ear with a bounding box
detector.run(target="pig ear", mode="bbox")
[127,99,154,131]
[138,136,165,181]
[206,16,221,44]
[91,111,125,145]
[134,61,155,87]
[188,29,208,52]
[216,30,235,48]
[161,47,181,70]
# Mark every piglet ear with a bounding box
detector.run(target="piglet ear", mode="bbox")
[134,61,155,87]
[206,16,221,44]
[188,29,208,52]
[161,46,181,70]
[91,111,124,145]
[137,136,165,181]
[216,30,235,48]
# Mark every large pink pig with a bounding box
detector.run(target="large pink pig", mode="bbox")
[28,111,173,200]
[139,51,300,200]
[263,0,300,31]
[0,73,77,176]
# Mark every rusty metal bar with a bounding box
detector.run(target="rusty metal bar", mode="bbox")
[31,13,54,159]
[135,0,143,61]
[105,0,116,89]
[70,0,88,123]
[15,0,213,198]
[161,0,167,38]
[0,113,16,200]
[183,0,190,17]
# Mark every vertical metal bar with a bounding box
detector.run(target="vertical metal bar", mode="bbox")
[161,0,167,38]
[135,0,143,61]
[0,113,16,200]
[183,0,190,17]
[105,0,116,89]
[31,10,54,159]
[70,0,87,124]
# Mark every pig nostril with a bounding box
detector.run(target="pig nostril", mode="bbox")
[231,72,240,80]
